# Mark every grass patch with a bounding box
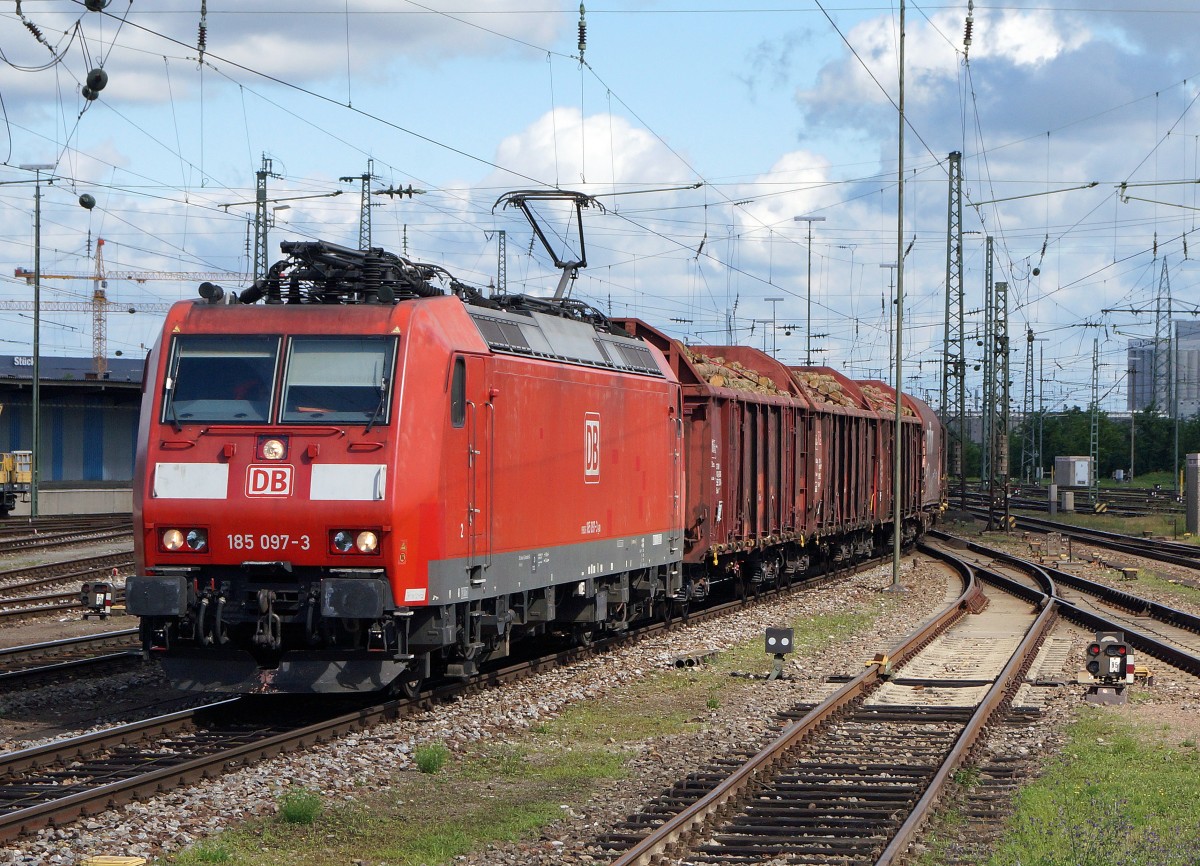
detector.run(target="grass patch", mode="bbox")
[457,742,626,783]
[1122,569,1200,606]
[951,765,981,788]
[161,792,569,866]
[914,806,968,866]
[414,741,449,774]
[170,840,234,864]
[276,788,322,825]
[162,739,629,865]
[988,710,1200,866]
[712,609,879,675]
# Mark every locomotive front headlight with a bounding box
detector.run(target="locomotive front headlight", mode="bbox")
[162,528,185,551]
[330,529,380,554]
[186,529,208,551]
[260,437,287,460]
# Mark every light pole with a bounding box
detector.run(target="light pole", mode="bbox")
[793,216,825,365]
[764,297,784,356]
[753,319,772,353]
[18,163,54,518]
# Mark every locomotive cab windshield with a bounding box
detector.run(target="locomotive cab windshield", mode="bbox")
[162,334,396,426]
[280,337,394,424]
[164,335,279,424]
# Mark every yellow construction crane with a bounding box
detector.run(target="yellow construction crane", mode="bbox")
[9,239,247,375]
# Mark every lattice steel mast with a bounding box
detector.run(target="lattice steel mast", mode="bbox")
[942,151,966,507]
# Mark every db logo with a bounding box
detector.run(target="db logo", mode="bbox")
[247,465,293,496]
[584,413,601,483]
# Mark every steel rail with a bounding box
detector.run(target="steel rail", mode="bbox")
[935,531,1200,677]
[0,629,139,661]
[0,651,141,685]
[976,509,1200,569]
[876,565,1057,864]
[608,552,986,866]
[0,528,133,555]
[0,553,131,590]
[0,629,141,685]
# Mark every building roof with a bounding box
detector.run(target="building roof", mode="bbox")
[0,355,143,384]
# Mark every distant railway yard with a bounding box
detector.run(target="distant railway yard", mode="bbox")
[0,509,1198,866]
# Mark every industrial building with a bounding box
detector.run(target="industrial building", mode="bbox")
[0,354,143,514]
[1127,320,1200,417]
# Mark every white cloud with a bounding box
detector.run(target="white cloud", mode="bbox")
[973,9,1092,68]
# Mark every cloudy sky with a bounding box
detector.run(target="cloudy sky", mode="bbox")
[2,1,1199,413]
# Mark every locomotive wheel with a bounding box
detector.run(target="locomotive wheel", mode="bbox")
[573,624,595,647]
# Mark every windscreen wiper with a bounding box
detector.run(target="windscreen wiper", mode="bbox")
[364,378,388,433]
[165,377,183,433]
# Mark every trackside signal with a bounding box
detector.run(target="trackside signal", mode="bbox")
[1084,630,1134,706]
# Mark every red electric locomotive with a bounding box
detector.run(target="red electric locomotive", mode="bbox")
[127,241,686,693]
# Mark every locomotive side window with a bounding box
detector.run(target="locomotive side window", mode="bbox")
[450,357,466,428]
[164,335,278,423]
[280,337,395,425]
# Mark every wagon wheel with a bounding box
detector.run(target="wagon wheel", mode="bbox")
[676,584,692,625]
[391,665,424,700]
[573,623,595,647]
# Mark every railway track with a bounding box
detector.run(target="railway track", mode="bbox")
[932,530,1200,677]
[956,488,1184,518]
[0,553,131,620]
[0,549,895,842]
[0,516,133,555]
[0,630,142,687]
[601,544,1056,865]
[601,527,1200,866]
[990,511,1200,571]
